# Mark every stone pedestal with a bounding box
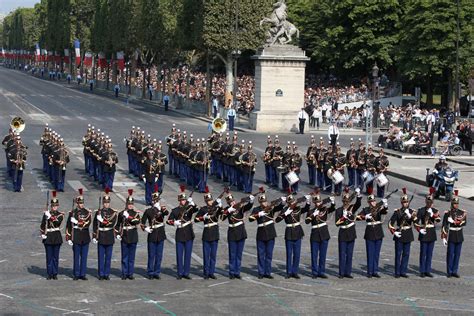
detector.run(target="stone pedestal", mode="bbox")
[249,45,310,132]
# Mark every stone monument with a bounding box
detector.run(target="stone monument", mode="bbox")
[249,0,310,132]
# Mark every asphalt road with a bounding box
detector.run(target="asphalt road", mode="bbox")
[0,67,473,315]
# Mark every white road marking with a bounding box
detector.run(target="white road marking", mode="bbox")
[108,117,119,122]
[113,182,139,187]
[115,299,142,305]
[0,260,7,263]
[76,116,87,121]
[68,180,88,192]
[46,306,92,316]
[208,281,230,287]
[61,115,72,120]
[93,117,104,122]
[0,293,13,299]
[163,290,190,296]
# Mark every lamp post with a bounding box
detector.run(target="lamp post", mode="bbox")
[366,62,379,146]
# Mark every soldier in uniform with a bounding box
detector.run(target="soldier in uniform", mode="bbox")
[82,125,92,173]
[166,124,177,175]
[194,139,208,193]
[335,187,362,278]
[333,145,346,195]
[115,189,141,280]
[304,192,335,278]
[154,141,168,193]
[276,193,310,279]
[316,138,327,189]
[166,187,198,279]
[281,143,293,192]
[125,126,135,173]
[355,143,367,190]
[263,136,274,184]
[195,188,223,279]
[210,133,223,180]
[65,188,91,280]
[388,188,416,278]
[142,150,159,206]
[2,128,15,176]
[102,143,118,191]
[52,139,70,192]
[240,141,257,194]
[375,148,389,198]
[357,188,388,278]
[365,146,377,194]
[234,141,245,191]
[346,139,357,188]
[86,129,98,178]
[249,193,283,279]
[92,188,118,280]
[228,135,239,188]
[8,135,27,192]
[222,192,254,279]
[306,136,317,186]
[141,186,168,279]
[290,143,303,193]
[271,136,283,188]
[441,190,467,278]
[186,135,197,187]
[40,124,51,174]
[40,191,64,280]
[219,134,230,182]
[172,130,182,177]
[323,146,334,193]
[414,187,441,278]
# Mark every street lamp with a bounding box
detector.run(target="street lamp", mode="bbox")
[366,62,379,146]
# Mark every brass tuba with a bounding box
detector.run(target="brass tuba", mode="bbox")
[10,117,25,134]
[211,117,227,133]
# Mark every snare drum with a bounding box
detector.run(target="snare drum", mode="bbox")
[331,170,344,184]
[285,171,300,185]
[375,173,388,187]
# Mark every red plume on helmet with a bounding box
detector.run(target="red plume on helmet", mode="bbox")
[429,187,435,195]
[259,186,265,193]
[128,189,133,196]
[179,184,186,192]
[402,188,407,195]
[314,187,321,194]
[154,184,159,193]
[105,187,110,194]
[78,188,83,196]
[454,189,459,196]
[344,186,349,193]
[52,190,57,198]
[205,186,209,193]
[367,186,373,195]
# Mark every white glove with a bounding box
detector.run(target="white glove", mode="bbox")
[123,211,130,218]
[355,188,361,196]
[382,198,388,206]
[330,196,335,204]
[227,207,236,214]
[284,209,292,216]
[448,217,454,224]
[248,195,255,202]
[204,213,210,220]
[404,209,411,219]
[92,238,98,244]
[154,177,158,183]
[70,217,78,224]
[44,211,51,219]
[281,196,287,203]
[394,231,402,238]
[442,238,448,246]
[97,214,104,223]
[258,211,266,217]
[41,234,47,240]
[419,229,427,235]
[365,213,373,220]
[187,198,195,206]
[305,195,311,202]
[312,210,320,217]
[153,202,161,210]
[142,178,146,183]
[116,235,122,241]
[68,240,73,246]
[174,220,182,227]
[343,210,348,218]
[145,227,152,234]
[216,198,222,205]
[427,208,433,217]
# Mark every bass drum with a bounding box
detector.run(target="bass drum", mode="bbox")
[331,170,344,185]
[285,171,300,185]
[375,173,388,187]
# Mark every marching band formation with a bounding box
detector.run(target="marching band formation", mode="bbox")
[40,125,70,191]
[2,117,27,192]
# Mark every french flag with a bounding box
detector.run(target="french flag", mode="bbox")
[64,49,70,64]
[116,51,125,71]
[83,52,93,67]
[74,39,81,66]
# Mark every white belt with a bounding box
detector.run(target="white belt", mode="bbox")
[151,223,164,229]
[46,228,60,232]
[400,226,411,231]
[204,223,218,228]
[286,222,301,228]
[122,225,137,230]
[229,221,243,228]
[367,221,382,226]
[425,224,435,228]
[258,220,274,227]
[340,222,355,229]
[178,221,191,229]
[312,223,327,229]
[449,227,462,231]
[73,226,87,230]
[98,227,113,232]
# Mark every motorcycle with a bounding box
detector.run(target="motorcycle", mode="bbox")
[426,167,459,201]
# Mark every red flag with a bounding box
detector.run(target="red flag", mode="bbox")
[116,51,124,71]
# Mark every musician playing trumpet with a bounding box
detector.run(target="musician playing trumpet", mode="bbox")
[102,144,118,191]
[240,141,257,193]
[263,136,274,185]
[346,139,357,188]
[306,136,317,186]
[316,138,327,189]
[53,139,70,192]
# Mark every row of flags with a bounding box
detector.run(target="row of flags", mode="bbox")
[1,40,126,71]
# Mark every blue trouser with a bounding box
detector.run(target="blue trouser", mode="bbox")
[377,184,386,198]
[223,164,229,182]
[419,241,435,274]
[56,168,65,191]
[242,172,254,193]
[98,244,113,277]
[282,172,289,191]
[127,152,133,173]
[103,171,115,190]
[228,239,245,276]
[317,170,325,188]
[147,240,164,276]
[176,239,193,277]
[173,158,180,176]
[365,239,383,275]
[324,175,332,192]
[186,166,193,186]
[264,164,271,183]
[257,239,275,276]
[308,165,316,186]
[215,160,222,179]
[203,240,218,276]
[179,162,187,182]
[51,166,57,187]
[311,239,328,276]
[228,166,235,186]
[94,160,100,181]
[285,239,302,275]
[228,116,235,130]
[338,240,355,276]
[98,164,104,184]
[88,157,95,176]
[44,244,60,276]
[196,171,206,192]
[447,241,462,275]
[356,169,364,189]
[394,240,411,276]
[84,153,89,173]
[121,242,137,277]
[145,180,156,205]
[73,243,89,277]
[42,153,48,173]
[157,173,164,192]
[168,153,174,175]
[271,166,279,187]
[347,167,355,187]
[13,169,23,192]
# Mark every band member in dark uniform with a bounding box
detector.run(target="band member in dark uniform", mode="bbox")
[263,136,274,184]
[40,191,64,280]
[141,186,168,279]
[115,190,141,280]
[316,138,327,189]
[441,190,467,278]
[65,188,91,280]
[414,187,441,278]
[240,141,257,194]
[102,143,118,191]
[306,136,317,186]
[375,148,389,198]
[365,146,377,194]
[346,139,357,188]
[271,136,283,188]
[290,143,303,193]
[355,143,367,190]
[281,143,293,192]
[92,188,118,280]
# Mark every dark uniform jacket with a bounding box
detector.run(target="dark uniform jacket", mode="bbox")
[222,201,253,241]
[304,202,336,242]
[249,203,284,241]
[40,210,64,245]
[358,205,388,240]
[167,204,198,242]
[115,209,141,244]
[102,151,118,173]
[414,207,441,242]
[441,208,467,243]
[271,146,283,168]
[142,158,159,182]
[388,208,416,242]
[335,197,361,242]
[195,204,223,242]
[66,207,92,244]
[276,204,306,241]
[155,152,168,173]
[93,208,118,245]
[141,206,168,243]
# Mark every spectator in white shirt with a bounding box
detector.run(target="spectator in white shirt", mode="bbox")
[297,108,309,134]
[328,121,340,149]
[312,107,322,130]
